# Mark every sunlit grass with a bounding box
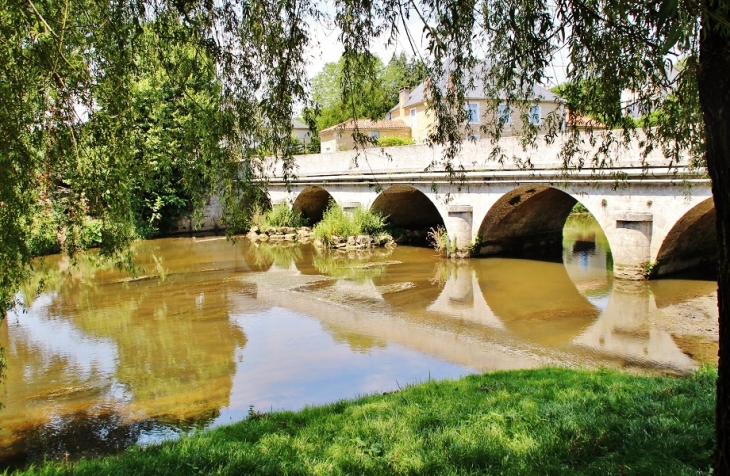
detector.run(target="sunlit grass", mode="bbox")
[313,204,389,247]
[251,203,307,230]
[18,366,715,475]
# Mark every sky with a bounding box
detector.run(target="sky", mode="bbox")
[302,8,569,86]
[303,12,423,79]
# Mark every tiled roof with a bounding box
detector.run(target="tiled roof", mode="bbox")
[388,69,561,114]
[319,118,410,134]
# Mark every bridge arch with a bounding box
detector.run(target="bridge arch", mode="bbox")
[371,185,445,245]
[474,185,601,262]
[292,186,334,225]
[653,197,717,277]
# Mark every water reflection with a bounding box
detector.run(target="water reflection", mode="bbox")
[573,281,696,371]
[0,218,718,468]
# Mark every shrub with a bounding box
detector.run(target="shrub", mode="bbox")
[352,206,387,235]
[427,225,449,256]
[29,209,62,257]
[29,211,105,257]
[313,203,387,246]
[81,219,104,248]
[252,203,307,230]
[377,136,415,147]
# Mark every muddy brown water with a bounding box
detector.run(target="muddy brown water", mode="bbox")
[0,216,718,469]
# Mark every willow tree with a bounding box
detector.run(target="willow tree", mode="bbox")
[2,0,729,470]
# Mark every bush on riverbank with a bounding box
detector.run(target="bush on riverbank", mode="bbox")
[19,367,715,475]
[251,203,307,229]
[313,204,391,248]
[29,209,105,257]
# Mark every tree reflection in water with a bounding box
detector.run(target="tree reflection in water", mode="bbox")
[0,227,717,469]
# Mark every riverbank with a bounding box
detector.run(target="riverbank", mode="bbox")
[16,367,714,475]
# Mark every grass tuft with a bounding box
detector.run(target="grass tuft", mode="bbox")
[251,203,307,229]
[313,203,388,246]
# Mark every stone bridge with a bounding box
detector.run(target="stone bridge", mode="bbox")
[256,135,714,281]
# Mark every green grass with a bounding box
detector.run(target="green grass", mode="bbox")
[312,204,388,247]
[251,203,307,229]
[17,367,715,475]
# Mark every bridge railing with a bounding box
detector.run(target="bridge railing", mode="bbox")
[262,133,704,185]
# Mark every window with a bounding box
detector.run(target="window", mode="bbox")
[498,104,511,124]
[467,103,479,123]
[529,105,541,125]
[370,131,380,140]
[410,107,417,128]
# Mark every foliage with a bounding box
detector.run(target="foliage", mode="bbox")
[16,367,715,474]
[0,0,312,311]
[571,202,589,214]
[309,54,427,131]
[28,208,63,257]
[377,136,416,147]
[313,204,388,246]
[124,19,225,238]
[427,225,451,256]
[2,1,730,467]
[251,203,307,230]
[641,260,659,279]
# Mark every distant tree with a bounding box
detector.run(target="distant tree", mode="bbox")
[381,52,428,102]
[3,1,730,470]
[310,53,427,130]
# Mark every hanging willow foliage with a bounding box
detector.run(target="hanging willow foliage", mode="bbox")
[5,0,730,471]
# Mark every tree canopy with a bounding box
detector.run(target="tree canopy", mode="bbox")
[310,52,427,130]
[2,0,730,470]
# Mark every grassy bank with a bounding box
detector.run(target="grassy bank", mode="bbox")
[18,367,714,475]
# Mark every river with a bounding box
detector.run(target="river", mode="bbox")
[0,215,717,469]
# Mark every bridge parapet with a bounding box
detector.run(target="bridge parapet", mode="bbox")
[264,134,702,183]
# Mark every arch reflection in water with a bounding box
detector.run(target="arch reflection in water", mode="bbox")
[0,230,717,469]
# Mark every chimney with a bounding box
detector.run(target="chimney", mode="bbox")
[399,87,409,118]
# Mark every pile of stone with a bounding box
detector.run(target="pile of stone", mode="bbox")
[314,234,395,251]
[246,225,395,250]
[246,226,313,244]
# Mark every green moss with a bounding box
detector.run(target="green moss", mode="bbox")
[18,366,715,475]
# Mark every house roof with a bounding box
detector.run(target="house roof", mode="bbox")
[319,118,410,134]
[388,75,560,114]
[291,118,308,130]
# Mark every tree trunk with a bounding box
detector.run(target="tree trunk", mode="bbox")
[698,1,730,473]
